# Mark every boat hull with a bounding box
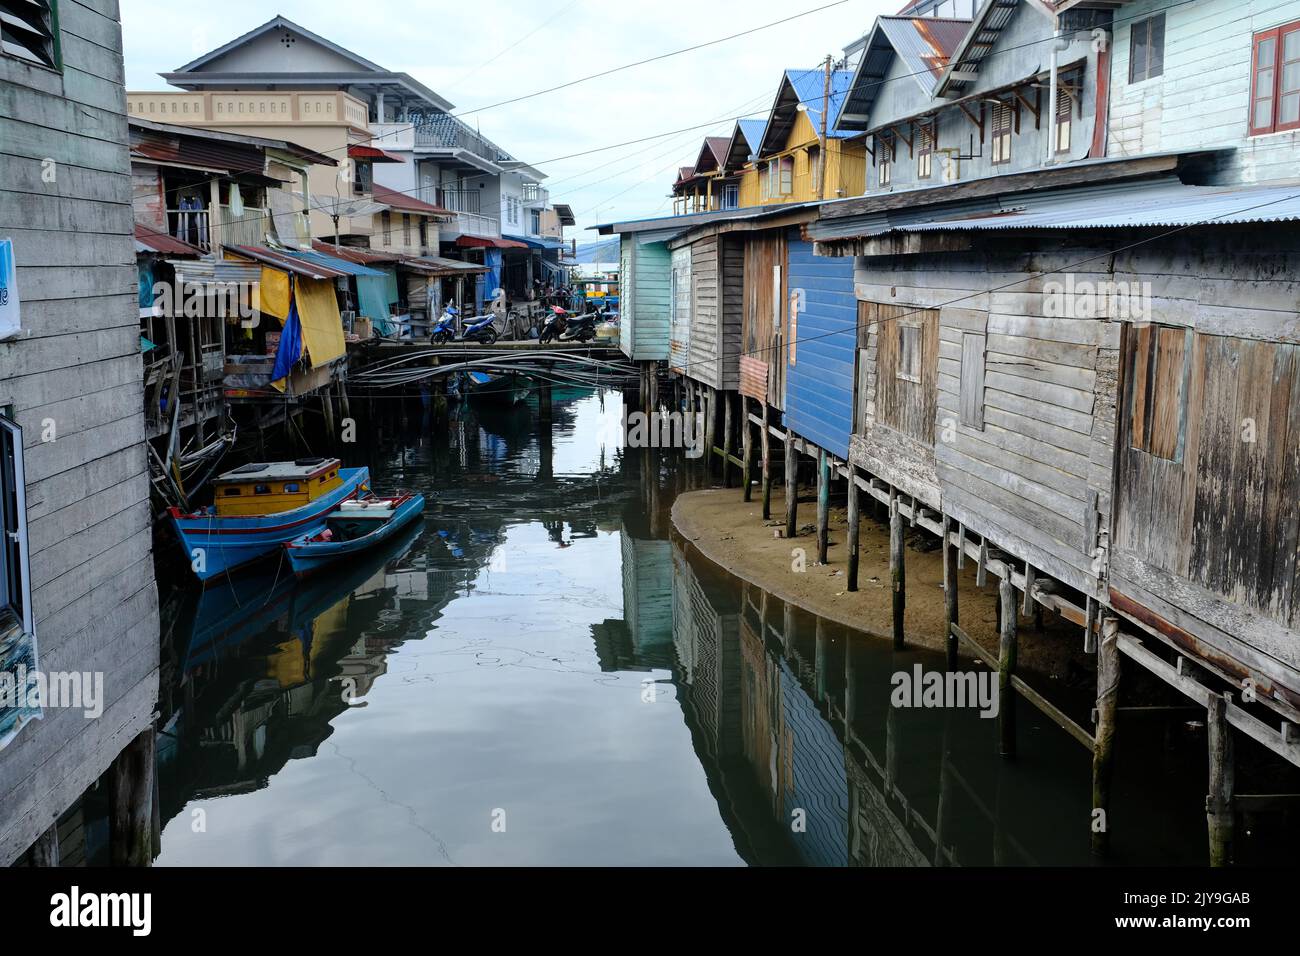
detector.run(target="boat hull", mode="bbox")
[284,494,425,577]
[170,467,370,580]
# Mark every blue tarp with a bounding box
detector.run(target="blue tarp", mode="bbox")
[271,296,304,383]
[483,248,503,307]
[357,273,399,336]
[283,249,386,277]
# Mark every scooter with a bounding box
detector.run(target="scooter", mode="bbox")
[558,309,597,343]
[430,304,500,345]
[538,305,567,344]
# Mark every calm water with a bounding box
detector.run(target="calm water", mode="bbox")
[129,387,1285,866]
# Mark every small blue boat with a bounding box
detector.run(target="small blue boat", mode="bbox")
[169,458,369,581]
[283,493,426,577]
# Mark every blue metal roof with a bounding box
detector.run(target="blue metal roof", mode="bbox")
[283,249,387,277]
[502,234,566,250]
[737,119,767,154]
[786,68,856,139]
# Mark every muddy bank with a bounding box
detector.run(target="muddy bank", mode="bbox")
[671,487,1092,687]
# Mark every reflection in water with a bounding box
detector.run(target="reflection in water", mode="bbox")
[126,387,1217,866]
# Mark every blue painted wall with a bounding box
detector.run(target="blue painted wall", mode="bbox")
[783,231,857,460]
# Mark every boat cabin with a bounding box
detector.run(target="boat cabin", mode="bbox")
[212,458,345,517]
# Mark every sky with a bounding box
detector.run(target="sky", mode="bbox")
[119,0,901,239]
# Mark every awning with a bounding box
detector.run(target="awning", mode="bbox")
[399,255,490,277]
[134,223,205,257]
[502,234,566,250]
[310,240,403,265]
[348,144,404,163]
[225,245,349,280]
[455,235,528,250]
[282,248,387,278]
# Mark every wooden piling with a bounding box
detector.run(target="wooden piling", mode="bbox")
[890,497,905,650]
[943,515,959,671]
[740,398,753,501]
[704,387,717,479]
[722,392,734,487]
[538,382,553,423]
[1207,691,1235,867]
[816,448,830,565]
[109,728,156,867]
[784,432,798,539]
[1091,613,1121,856]
[760,403,772,519]
[846,467,860,592]
[998,576,1017,758]
[29,823,59,867]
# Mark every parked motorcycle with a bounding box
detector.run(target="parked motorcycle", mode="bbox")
[558,310,598,342]
[430,304,500,345]
[430,304,459,344]
[538,305,567,344]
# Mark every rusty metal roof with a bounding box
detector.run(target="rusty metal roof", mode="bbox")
[371,184,455,217]
[225,244,351,279]
[134,223,206,257]
[936,0,1020,98]
[837,15,972,132]
[311,240,403,264]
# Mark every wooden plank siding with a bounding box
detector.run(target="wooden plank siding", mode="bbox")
[669,245,692,374]
[783,235,857,460]
[618,234,672,362]
[740,230,787,408]
[687,237,718,388]
[0,0,161,865]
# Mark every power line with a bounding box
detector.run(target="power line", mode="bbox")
[442,0,583,92]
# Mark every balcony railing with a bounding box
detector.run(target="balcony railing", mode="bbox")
[522,183,549,205]
[412,117,508,164]
[454,212,501,239]
[166,205,273,252]
[436,187,480,214]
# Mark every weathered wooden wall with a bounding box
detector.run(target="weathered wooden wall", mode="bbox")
[719,235,744,392]
[741,230,786,408]
[0,0,161,865]
[669,244,692,374]
[687,236,718,388]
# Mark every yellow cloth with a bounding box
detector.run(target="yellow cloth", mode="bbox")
[258,266,291,321]
[294,277,346,366]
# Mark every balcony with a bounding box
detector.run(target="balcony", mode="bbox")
[436,188,480,214]
[522,183,549,205]
[165,205,274,252]
[452,212,501,240]
[127,91,370,134]
[411,116,508,165]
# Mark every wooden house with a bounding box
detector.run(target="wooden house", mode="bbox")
[0,0,160,866]
[739,68,866,208]
[671,137,739,215]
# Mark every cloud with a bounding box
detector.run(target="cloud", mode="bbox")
[120,0,898,235]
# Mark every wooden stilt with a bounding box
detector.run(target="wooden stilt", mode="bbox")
[760,403,772,519]
[815,618,828,702]
[1091,613,1121,856]
[704,387,716,479]
[846,466,860,592]
[1022,564,1036,616]
[722,392,733,487]
[816,447,830,564]
[1084,595,1098,654]
[976,536,988,588]
[943,515,959,671]
[890,496,905,650]
[1207,691,1235,867]
[998,576,1017,758]
[741,397,754,501]
[784,431,798,539]
[109,729,156,867]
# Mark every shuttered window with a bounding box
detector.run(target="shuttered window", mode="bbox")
[1251,21,1300,135]
[917,120,935,179]
[897,323,921,383]
[1129,13,1165,84]
[959,332,986,429]
[1129,324,1191,461]
[991,102,1013,165]
[877,133,893,187]
[1055,87,1073,153]
[0,0,58,69]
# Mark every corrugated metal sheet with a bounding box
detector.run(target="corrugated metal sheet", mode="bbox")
[839,15,971,131]
[761,69,856,156]
[783,231,857,460]
[938,0,1019,97]
[134,223,205,257]
[310,240,401,265]
[833,181,1300,239]
[224,244,349,279]
[738,355,769,402]
[282,249,386,277]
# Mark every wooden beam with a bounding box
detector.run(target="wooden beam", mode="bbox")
[998,577,1017,759]
[891,496,906,650]
[1091,614,1121,856]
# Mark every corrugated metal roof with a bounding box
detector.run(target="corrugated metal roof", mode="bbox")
[134,223,206,257]
[838,15,971,132]
[311,240,402,264]
[695,136,730,174]
[401,255,490,276]
[371,184,454,217]
[282,248,387,277]
[819,181,1300,240]
[937,0,1020,98]
[225,245,350,279]
[758,69,856,157]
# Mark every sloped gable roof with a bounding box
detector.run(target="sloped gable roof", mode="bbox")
[723,118,767,171]
[694,136,731,175]
[757,68,855,157]
[837,15,971,133]
[172,14,386,74]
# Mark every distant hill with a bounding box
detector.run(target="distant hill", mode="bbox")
[571,239,620,266]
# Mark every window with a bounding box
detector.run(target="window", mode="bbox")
[530,208,541,234]
[1250,22,1300,135]
[1129,324,1191,461]
[1055,87,1073,153]
[917,121,935,179]
[991,101,1013,165]
[1129,13,1166,84]
[0,0,59,69]
[402,213,411,245]
[778,155,794,195]
[381,210,391,247]
[808,145,821,193]
[352,159,372,196]
[254,484,271,495]
[0,416,32,636]
[878,133,893,187]
[283,483,300,493]
[223,487,242,496]
[959,332,986,429]
[897,323,921,383]
[722,182,739,209]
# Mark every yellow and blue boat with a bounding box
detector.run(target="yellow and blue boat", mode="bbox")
[169,457,369,580]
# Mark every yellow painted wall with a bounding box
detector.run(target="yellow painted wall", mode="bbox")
[735,110,868,207]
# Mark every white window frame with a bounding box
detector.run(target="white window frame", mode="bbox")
[0,416,33,636]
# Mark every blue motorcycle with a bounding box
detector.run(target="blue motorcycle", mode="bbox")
[430,305,499,346]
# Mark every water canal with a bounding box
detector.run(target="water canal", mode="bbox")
[83,387,1290,865]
